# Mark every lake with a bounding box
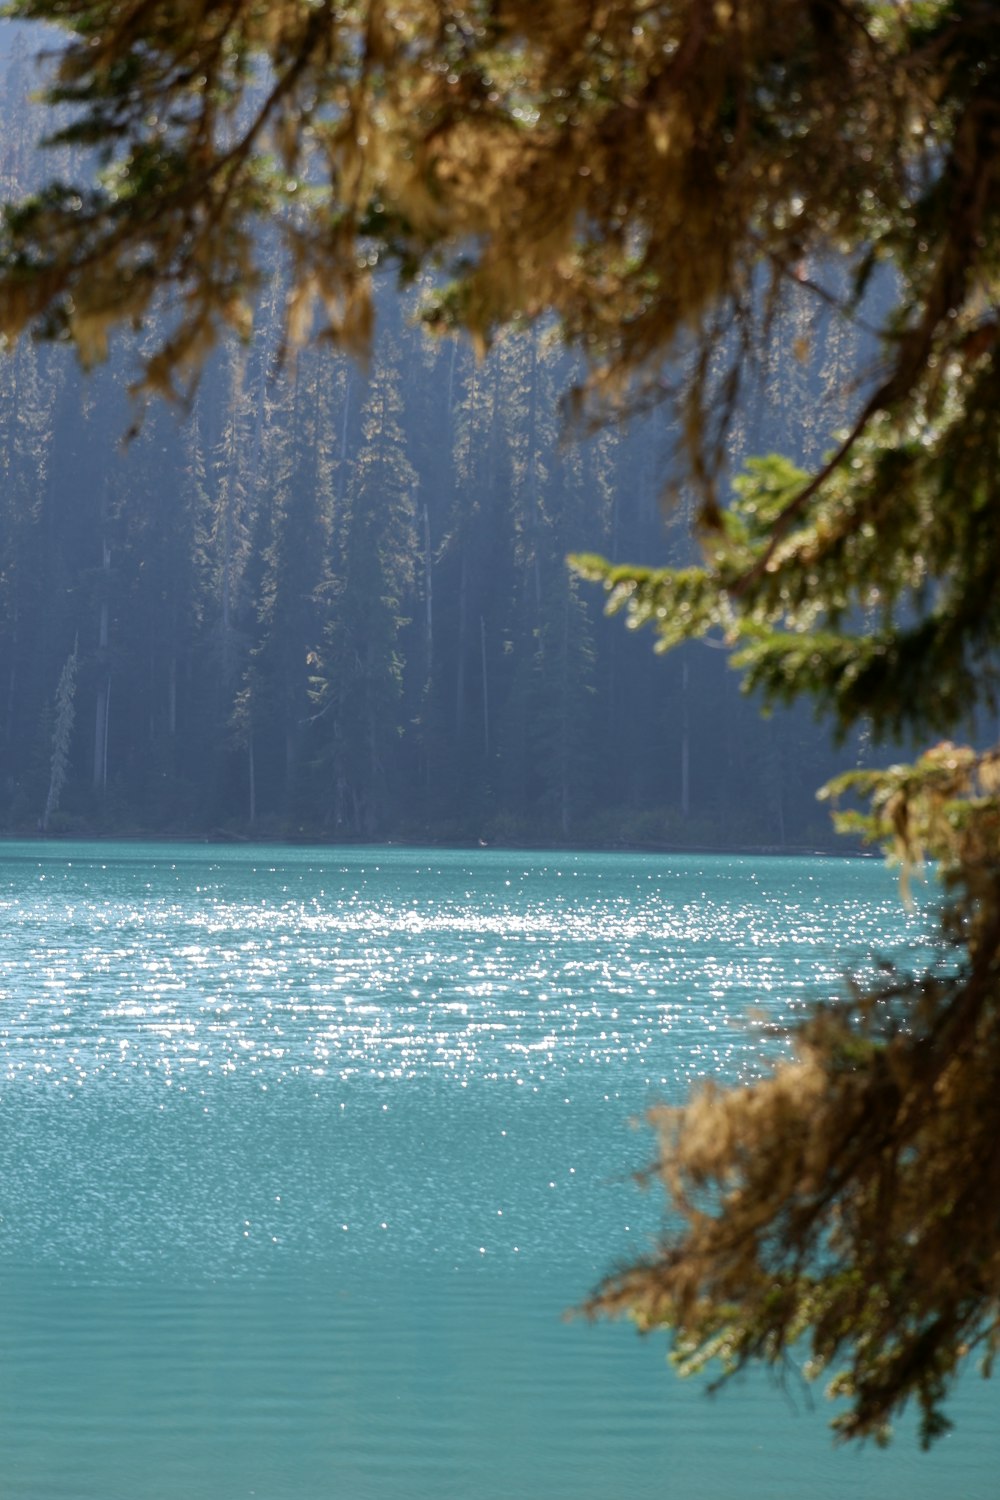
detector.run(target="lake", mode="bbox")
[0,841,994,1498]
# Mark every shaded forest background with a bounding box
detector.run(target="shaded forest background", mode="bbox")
[0,32,867,848]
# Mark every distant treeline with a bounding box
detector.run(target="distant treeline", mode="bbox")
[0,36,865,848]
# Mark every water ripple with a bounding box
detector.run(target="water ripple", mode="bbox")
[0,843,925,1098]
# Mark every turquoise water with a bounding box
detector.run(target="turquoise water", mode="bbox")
[0,841,994,1498]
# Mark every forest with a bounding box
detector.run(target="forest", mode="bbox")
[0,31,862,849]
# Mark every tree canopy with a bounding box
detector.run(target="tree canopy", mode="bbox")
[2,0,999,1448]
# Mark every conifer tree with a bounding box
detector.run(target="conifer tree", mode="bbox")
[251,358,332,820]
[314,346,417,835]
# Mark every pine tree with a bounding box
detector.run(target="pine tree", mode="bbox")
[248,351,334,824]
[314,344,417,836]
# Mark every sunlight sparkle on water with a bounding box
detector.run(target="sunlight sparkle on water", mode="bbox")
[3,845,925,1106]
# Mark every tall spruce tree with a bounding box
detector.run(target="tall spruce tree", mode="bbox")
[314,344,417,836]
[250,359,332,823]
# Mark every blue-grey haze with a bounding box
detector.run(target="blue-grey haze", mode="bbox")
[0,842,995,1498]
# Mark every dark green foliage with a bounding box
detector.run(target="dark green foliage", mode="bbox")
[0,41,845,851]
[0,230,840,845]
[0,308,841,846]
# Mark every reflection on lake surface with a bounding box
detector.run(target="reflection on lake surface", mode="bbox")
[0,842,994,1498]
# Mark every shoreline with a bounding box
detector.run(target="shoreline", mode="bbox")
[1,828,869,859]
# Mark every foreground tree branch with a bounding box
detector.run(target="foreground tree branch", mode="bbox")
[582,768,1000,1446]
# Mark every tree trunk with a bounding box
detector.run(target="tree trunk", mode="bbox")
[248,733,256,826]
[423,499,433,678]
[480,614,490,759]
[93,540,111,792]
[680,659,690,820]
[168,654,177,738]
[455,553,467,737]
